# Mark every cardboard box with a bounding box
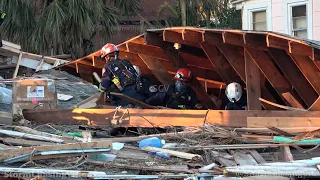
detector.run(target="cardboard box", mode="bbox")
[12,78,58,110]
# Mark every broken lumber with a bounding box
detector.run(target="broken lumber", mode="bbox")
[259,98,306,111]
[234,127,320,134]
[88,161,198,173]
[23,109,320,128]
[0,111,13,125]
[0,140,112,161]
[0,129,64,143]
[13,126,76,143]
[225,166,320,176]
[0,137,55,147]
[141,146,201,160]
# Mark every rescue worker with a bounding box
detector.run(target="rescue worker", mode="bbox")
[99,43,146,107]
[145,68,202,109]
[133,65,158,99]
[224,82,247,110]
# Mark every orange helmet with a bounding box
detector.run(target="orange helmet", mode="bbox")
[174,68,192,81]
[100,43,119,59]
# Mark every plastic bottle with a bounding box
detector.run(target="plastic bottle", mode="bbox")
[139,137,165,148]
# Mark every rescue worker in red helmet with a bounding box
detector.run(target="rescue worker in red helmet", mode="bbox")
[99,43,146,107]
[145,68,202,109]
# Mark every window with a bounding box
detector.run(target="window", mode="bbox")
[243,2,271,31]
[252,10,267,31]
[284,0,312,39]
[291,5,307,38]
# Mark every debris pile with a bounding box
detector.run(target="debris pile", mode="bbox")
[0,122,319,179]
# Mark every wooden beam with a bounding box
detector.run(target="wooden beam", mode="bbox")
[163,48,218,109]
[245,49,261,110]
[290,54,320,95]
[269,48,318,107]
[0,140,112,162]
[279,146,294,162]
[247,117,320,128]
[138,54,172,85]
[243,33,267,50]
[309,96,320,111]
[313,48,320,61]
[13,52,23,78]
[289,41,313,57]
[23,109,320,128]
[201,42,242,84]
[222,32,244,46]
[202,31,223,44]
[75,63,101,75]
[181,29,203,44]
[216,45,278,110]
[163,30,200,47]
[245,47,301,108]
[126,42,167,60]
[267,35,289,51]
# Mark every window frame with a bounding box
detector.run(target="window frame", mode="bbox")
[252,10,268,31]
[243,1,272,31]
[284,0,312,39]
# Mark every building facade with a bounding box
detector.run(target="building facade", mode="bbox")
[231,0,320,41]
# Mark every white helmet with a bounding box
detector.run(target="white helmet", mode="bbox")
[225,82,242,103]
[133,65,141,77]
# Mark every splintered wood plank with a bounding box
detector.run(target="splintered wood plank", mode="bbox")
[248,150,267,164]
[289,41,313,57]
[245,49,261,110]
[138,54,172,85]
[246,47,301,107]
[247,117,320,128]
[291,54,320,95]
[267,35,289,51]
[233,151,258,165]
[269,48,317,107]
[201,42,242,84]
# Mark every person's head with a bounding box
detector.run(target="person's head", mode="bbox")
[133,65,141,78]
[225,82,242,103]
[100,43,119,62]
[174,68,192,93]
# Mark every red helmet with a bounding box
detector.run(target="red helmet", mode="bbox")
[174,68,192,81]
[100,43,119,58]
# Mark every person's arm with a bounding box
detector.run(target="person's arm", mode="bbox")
[189,89,202,109]
[99,67,112,92]
[145,91,166,106]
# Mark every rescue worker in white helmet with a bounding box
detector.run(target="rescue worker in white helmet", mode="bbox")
[99,43,146,107]
[225,82,247,110]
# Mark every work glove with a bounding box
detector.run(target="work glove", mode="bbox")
[194,103,203,109]
[99,84,106,93]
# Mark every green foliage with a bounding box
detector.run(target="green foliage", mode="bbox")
[156,0,242,29]
[0,0,142,58]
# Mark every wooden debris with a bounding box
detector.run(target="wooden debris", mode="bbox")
[232,151,258,165]
[141,146,201,160]
[293,127,320,141]
[247,117,320,128]
[279,146,294,162]
[0,140,112,161]
[0,137,55,147]
[248,150,267,164]
[0,129,64,143]
[259,98,306,111]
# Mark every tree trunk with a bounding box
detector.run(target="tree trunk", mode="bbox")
[180,0,186,26]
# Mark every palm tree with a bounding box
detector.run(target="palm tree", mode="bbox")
[157,0,241,29]
[0,0,142,58]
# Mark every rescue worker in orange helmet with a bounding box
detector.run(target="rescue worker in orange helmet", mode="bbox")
[145,68,202,109]
[99,43,146,107]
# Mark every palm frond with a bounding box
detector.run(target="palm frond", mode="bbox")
[109,0,142,16]
[157,2,179,20]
